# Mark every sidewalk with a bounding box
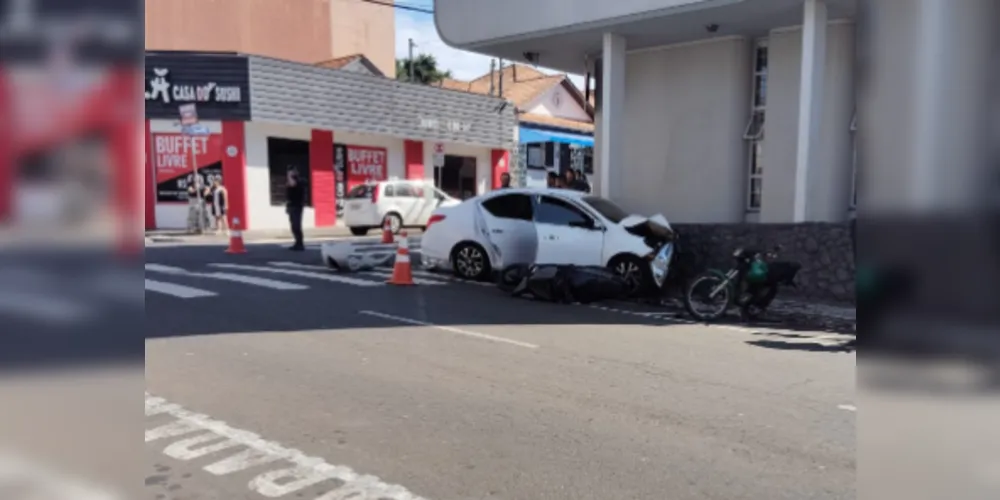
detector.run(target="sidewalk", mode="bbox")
[145,226,355,243]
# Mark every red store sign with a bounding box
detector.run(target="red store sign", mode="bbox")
[345,145,388,189]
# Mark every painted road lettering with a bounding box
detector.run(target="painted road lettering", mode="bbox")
[145,393,428,499]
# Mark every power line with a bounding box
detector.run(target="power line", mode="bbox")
[357,0,433,14]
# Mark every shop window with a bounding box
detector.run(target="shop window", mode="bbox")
[482,193,533,221]
[745,39,768,212]
[267,137,312,207]
[527,144,545,168]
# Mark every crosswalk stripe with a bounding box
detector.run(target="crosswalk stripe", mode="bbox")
[357,268,448,286]
[269,261,477,286]
[146,264,308,291]
[145,279,218,298]
[209,264,383,287]
[0,288,93,322]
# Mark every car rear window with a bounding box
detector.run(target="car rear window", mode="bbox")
[582,196,629,224]
[347,185,374,199]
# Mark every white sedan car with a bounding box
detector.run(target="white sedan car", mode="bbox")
[421,188,676,294]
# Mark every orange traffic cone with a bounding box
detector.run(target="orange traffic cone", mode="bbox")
[225,217,247,254]
[386,232,415,286]
[380,218,394,244]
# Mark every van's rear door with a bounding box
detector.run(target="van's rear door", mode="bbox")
[344,184,378,227]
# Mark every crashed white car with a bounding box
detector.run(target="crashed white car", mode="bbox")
[420,188,676,294]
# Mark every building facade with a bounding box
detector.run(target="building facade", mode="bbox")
[434,0,995,225]
[145,0,396,77]
[436,64,595,188]
[144,51,516,232]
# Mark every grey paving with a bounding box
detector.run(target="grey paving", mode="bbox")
[144,244,855,500]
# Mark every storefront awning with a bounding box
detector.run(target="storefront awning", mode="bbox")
[519,126,593,146]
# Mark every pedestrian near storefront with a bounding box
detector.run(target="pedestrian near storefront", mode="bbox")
[211,178,229,234]
[498,172,512,189]
[285,167,306,251]
[564,169,590,193]
[547,171,562,188]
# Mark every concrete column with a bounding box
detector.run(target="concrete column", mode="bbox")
[908,0,993,211]
[792,0,827,221]
[599,33,626,200]
[861,0,996,213]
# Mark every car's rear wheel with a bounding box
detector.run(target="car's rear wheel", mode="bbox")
[452,242,491,281]
[383,213,403,234]
[349,227,369,236]
[609,254,654,297]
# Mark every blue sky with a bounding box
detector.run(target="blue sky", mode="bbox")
[394,3,585,88]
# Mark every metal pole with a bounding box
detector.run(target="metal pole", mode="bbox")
[408,38,415,82]
[189,134,203,233]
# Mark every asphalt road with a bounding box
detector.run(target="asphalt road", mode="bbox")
[145,241,856,500]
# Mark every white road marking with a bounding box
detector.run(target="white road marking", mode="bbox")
[272,261,492,287]
[145,279,217,299]
[145,394,428,499]
[359,310,540,349]
[146,263,308,291]
[0,288,93,322]
[358,268,447,286]
[209,264,382,287]
[838,404,857,412]
[0,452,121,500]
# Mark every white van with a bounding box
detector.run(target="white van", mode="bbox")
[343,180,460,236]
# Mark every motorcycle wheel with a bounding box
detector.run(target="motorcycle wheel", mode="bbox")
[683,272,734,322]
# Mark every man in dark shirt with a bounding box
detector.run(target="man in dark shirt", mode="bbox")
[498,172,511,189]
[564,169,591,193]
[546,171,561,188]
[285,168,306,251]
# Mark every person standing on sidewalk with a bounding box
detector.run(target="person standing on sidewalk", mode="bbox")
[564,169,591,193]
[498,172,512,189]
[211,178,229,234]
[285,168,306,251]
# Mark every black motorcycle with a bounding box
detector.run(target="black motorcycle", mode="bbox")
[682,246,802,322]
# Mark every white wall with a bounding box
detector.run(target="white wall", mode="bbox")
[602,37,751,222]
[524,84,591,122]
[149,119,223,230]
[436,0,717,46]
[761,22,855,223]
[244,122,407,230]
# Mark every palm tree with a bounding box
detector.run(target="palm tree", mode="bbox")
[396,54,453,84]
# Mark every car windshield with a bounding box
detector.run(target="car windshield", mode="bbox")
[582,196,629,224]
[347,185,374,199]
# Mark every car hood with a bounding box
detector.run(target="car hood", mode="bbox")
[619,214,674,245]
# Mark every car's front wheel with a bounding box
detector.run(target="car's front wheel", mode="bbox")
[609,254,654,297]
[451,242,491,281]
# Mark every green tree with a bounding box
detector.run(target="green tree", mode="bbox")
[395,54,453,84]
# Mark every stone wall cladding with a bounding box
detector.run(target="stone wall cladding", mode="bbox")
[670,222,856,305]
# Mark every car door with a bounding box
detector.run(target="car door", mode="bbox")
[533,195,605,266]
[413,184,439,225]
[390,183,421,225]
[476,193,538,268]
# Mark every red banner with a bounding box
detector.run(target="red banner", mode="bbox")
[345,145,388,190]
[150,133,223,202]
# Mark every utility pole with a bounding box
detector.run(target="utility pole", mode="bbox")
[498,59,504,97]
[408,38,416,82]
[489,59,496,95]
